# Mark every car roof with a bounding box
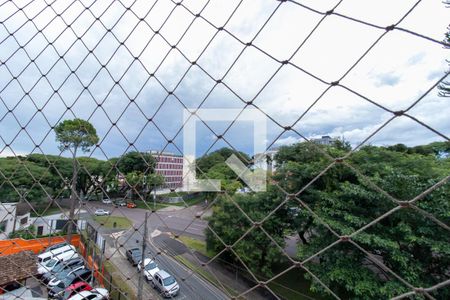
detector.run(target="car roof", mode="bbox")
[69,268,90,277]
[69,291,93,300]
[156,270,171,279]
[71,288,108,299]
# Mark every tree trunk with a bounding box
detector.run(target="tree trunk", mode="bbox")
[66,147,78,243]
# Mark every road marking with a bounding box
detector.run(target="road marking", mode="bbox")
[110,230,125,239]
[151,229,162,238]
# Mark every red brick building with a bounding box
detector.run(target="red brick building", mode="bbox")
[151,151,183,190]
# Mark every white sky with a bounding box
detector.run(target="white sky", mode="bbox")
[0,0,449,158]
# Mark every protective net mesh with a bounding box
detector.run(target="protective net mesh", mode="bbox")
[0,0,449,299]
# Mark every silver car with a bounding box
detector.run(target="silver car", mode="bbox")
[152,270,179,298]
[94,209,110,216]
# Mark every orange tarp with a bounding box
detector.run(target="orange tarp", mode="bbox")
[0,235,80,256]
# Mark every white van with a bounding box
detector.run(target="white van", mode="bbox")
[37,249,79,274]
[37,244,76,266]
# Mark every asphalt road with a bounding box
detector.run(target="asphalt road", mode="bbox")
[85,202,208,238]
[85,202,229,299]
[118,228,229,300]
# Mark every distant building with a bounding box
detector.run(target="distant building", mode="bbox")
[0,203,31,240]
[311,135,337,146]
[150,151,183,190]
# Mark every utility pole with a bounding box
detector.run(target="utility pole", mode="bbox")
[137,212,148,300]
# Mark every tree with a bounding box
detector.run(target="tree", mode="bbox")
[438,0,449,97]
[54,118,99,242]
[207,142,450,298]
[206,188,287,277]
[274,143,450,299]
[116,151,156,175]
[124,171,164,200]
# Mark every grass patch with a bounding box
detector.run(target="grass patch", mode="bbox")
[178,235,214,258]
[265,261,327,300]
[103,260,136,300]
[175,255,238,297]
[93,216,132,229]
[134,201,172,211]
[168,196,205,207]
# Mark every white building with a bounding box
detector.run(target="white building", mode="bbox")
[0,203,31,240]
[311,135,337,146]
[31,212,86,236]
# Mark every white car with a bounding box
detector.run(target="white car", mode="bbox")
[137,258,160,282]
[94,209,110,216]
[68,288,109,300]
[102,198,112,204]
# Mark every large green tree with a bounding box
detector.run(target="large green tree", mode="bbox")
[54,118,99,242]
[206,188,288,276]
[115,151,156,175]
[274,143,450,299]
[206,142,450,299]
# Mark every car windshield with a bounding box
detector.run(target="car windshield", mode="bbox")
[57,268,76,280]
[145,262,157,270]
[132,251,142,257]
[52,264,65,272]
[46,259,58,267]
[60,275,75,287]
[163,276,176,286]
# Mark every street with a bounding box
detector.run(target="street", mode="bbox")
[84,202,229,299]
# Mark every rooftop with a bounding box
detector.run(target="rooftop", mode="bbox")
[0,251,37,287]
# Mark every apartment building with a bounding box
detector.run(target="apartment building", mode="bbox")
[150,151,183,190]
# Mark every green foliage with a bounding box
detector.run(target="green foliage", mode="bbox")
[196,147,250,176]
[206,141,449,299]
[9,225,36,239]
[196,148,250,193]
[54,118,99,153]
[115,151,156,174]
[0,157,55,201]
[206,188,287,277]
[275,142,450,299]
[437,24,449,97]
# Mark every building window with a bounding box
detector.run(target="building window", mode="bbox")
[20,216,28,225]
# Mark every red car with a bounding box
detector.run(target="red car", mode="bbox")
[62,281,93,299]
[127,202,137,208]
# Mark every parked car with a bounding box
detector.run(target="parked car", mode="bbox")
[114,200,126,207]
[42,258,84,284]
[68,288,109,300]
[127,202,137,208]
[60,281,92,300]
[152,270,180,298]
[38,245,77,268]
[94,209,110,216]
[126,248,142,266]
[48,269,92,299]
[41,242,69,254]
[138,258,160,282]
[48,265,85,288]
[38,250,79,274]
[102,198,112,204]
